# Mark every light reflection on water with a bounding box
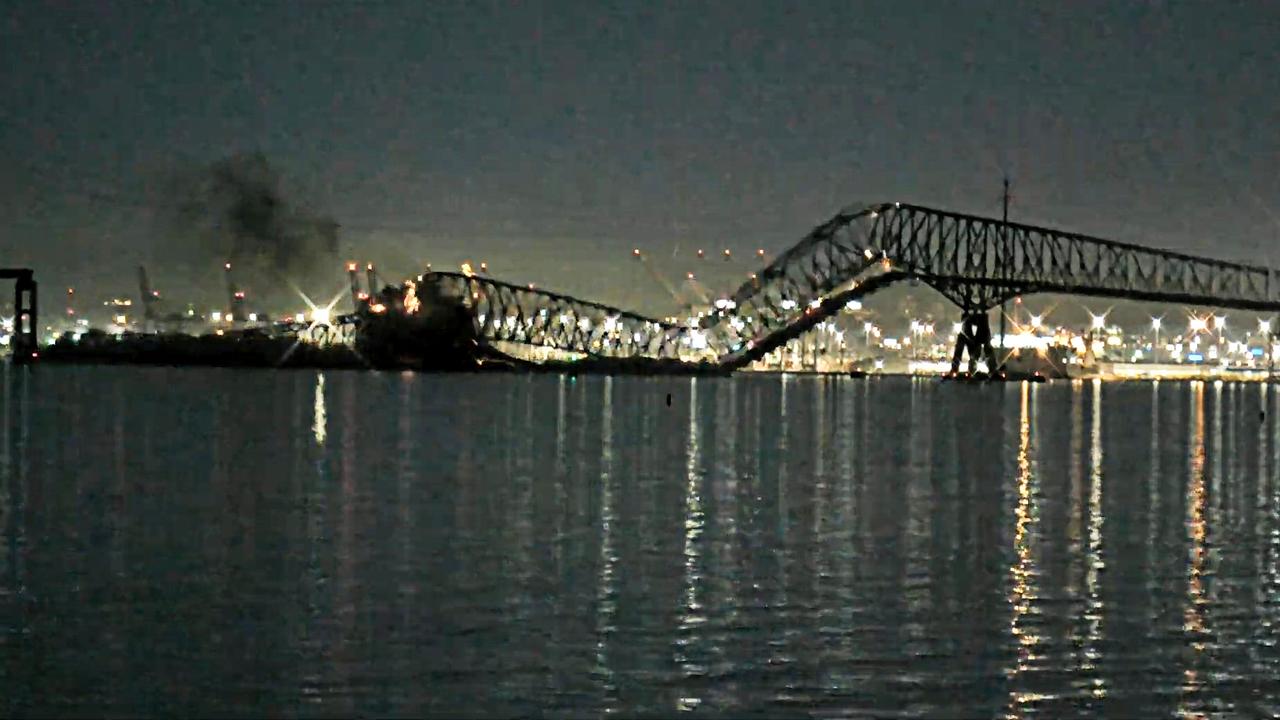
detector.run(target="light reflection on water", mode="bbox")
[4,366,1280,717]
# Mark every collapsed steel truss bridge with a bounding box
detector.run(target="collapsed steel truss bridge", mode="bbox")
[313,202,1280,371]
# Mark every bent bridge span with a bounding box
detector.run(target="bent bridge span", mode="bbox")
[336,202,1280,373]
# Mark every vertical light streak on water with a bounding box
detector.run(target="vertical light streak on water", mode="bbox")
[395,374,415,637]
[806,378,835,689]
[1067,380,1085,601]
[503,377,536,661]
[1208,382,1225,661]
[1251,382,1270,689]
[1005,381,1044,717]
[1179,381,1208,719]
[1268,383,1280,709]
[775,373,791,660]
[676,378,706,712]
[715,380,740,658]
[906,378,932,626]
[519,371,540,568]
[593,377,617,710]
[312,373,327,446]
[552,375,567,572]
[814,378,827,541]
[300,376,332,708]
[1209,382,1226,563]
[773,368,783,594]
[1082,379,1107,699]
[832,377,857,677]
[1148,383,1162,586]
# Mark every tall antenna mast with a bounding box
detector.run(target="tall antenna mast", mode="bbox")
[998,176,1010,373]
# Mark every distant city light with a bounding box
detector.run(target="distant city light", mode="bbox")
[211,311,222,322]
[311,308,331,325]
[1214,315,1227,330]
[1090,313,1107,330]
[1030,314,1042,328]
[1189,317,1207,332]
[1150,317,1162,330]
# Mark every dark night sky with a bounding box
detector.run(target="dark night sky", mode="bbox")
[2,0,1279,315]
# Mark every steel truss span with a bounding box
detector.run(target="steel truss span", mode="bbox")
[706,202,1280,367]
[429,272,691,361]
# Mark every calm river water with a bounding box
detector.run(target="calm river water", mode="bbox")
[2,366,1279,717]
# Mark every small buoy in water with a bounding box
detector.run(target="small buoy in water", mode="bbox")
[666,393,672,407]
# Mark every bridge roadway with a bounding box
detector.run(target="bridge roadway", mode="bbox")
[329,202,1280,372]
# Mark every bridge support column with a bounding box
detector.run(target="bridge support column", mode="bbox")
[948,311,1000,378]
[13,274,37,364]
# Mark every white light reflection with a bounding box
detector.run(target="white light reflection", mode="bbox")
[1081,379,1107,699]
[311,373,327,445]
[594,377,618,708]
[1005,381,1044,717]
[1179,381,1208,719]
[1147,382,1161,580]
[675,378,706,710]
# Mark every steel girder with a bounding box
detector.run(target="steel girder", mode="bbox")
[874,203,1276,311]
[428,272,690,360]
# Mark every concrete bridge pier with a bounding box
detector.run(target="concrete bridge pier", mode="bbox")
[948,311,1001,377]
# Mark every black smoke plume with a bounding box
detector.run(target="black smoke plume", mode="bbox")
[169,153,340,305]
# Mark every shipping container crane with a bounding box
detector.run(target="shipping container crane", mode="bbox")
[224,262,246,322]
[137,266,160,330]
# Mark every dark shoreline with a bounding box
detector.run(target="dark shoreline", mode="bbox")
[36,332,730,375]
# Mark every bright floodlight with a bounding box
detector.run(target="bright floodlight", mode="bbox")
[1090,313,1106,330]
[1151,317,1161,330]
[1030,314,1042,328]
[1261,319,1273,333]
[311,307,331,325]
[1190,317,1207,332]
[1215,315,1226,330]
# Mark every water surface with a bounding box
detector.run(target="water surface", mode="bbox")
[2,366,1279,717]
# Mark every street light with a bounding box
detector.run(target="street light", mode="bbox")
[1090,313,1107,331]
[1190,316,1207,333]
[1030,314,1042,329]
